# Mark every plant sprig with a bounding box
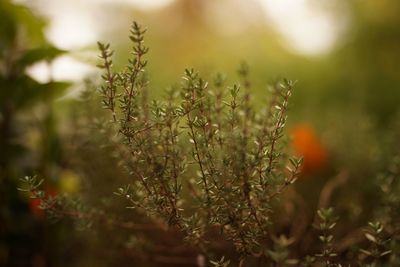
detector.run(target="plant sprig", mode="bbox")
[96,20,301,262]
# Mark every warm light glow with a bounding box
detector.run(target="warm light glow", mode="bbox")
[259,0,342,55]
[25,0,343,84]
[26,56,95,83]
[51,56,96,81]
[46,13,97,50]
[41,0,96,50]
[25,0,176,84]
[88,0,175,10]
[26,61,52,84]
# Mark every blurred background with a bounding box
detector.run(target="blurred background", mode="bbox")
[1,0,400,266]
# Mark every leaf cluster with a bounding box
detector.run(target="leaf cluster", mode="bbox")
[96,21,301,258]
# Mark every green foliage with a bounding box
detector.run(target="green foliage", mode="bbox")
[0,0,68,109]
[210,256,230,267]
[96,21,301,259]
[18,176,83,223]
[0,0,69,187]
[265,235,298,266]
[0,0,46,50]
[0,1,71,266]
[315,207,339,267]
[359,222,391,266]
[16,20,400,267]
[0,0,69,180]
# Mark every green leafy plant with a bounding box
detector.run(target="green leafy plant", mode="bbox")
[95,21,301,262]
[315,207,339,267]
[17,20,302,265]
[17,20,400,267]
[359,222,391,266]
[265,235,298,266]
[1,1,71,266]
[210,256,231,267]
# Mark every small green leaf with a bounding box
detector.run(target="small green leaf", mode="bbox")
[365,233,377,243]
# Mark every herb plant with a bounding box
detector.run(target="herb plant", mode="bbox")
[97,21,301,260]
[18,21,400,267]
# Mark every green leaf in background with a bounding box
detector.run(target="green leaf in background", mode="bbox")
[0,0,47,49]
[17,46,66,68]
[0,76,70,110]
[0,1,18,51]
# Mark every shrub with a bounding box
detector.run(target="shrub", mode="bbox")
[18,21,399,267]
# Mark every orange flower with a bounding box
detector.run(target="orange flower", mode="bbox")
[29,186,58,219]
[29,198,44,219]
[291,124,328,175]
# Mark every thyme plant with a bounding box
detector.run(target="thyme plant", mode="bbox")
[97,21,301,259]
[17,21,400,267]
[359,222,391,266]
[315,207,339,267]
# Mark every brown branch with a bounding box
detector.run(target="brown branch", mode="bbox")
[318,169,349,209]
